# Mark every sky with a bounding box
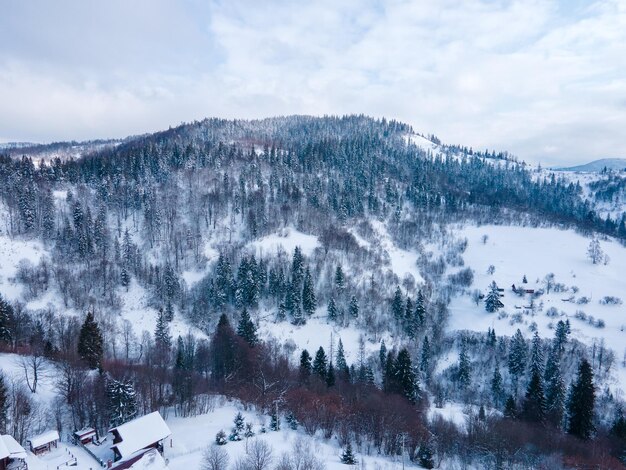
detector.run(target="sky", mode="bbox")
[1,0,625,166]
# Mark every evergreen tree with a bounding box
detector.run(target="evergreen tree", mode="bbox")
[215,430,227,445]
[379,340,387,368]
[165,300,174,322]
[554,320,569,353]
[77,310,104,370]
[545,345,566,427]
[340,442,356,465]
[383,351,397,394]
[0,374,8,434]
[414,291,426,327]
[508,329,528,387]
[269,403,280,431]
[420,336,431,380]
[348,295,359,319]
[334,265,345,291]
[230,412,245,441]
[529,331,544,376]
[487,327,497,347]
[504,395,517,419]
[0,295,14,344]
[391,286,404,321]
[336,339,349,379]
[299,349,312,381]
[211,314,238,382]
[485,281,504,312]
[491,365,504,408]
[567,359,595,440]
[302,267,317,316]
[236,308,258,347]
[107,378,138,427]
[120,266,131,291]
[521,370,546,423]
[418,443,435,469]
[458,341,471,390]
[154,308,172,351]
[404,296,414,337]
[312,347,328,380]
[395,348,418,403]
[327,297,338,322]
[326,361,336,387]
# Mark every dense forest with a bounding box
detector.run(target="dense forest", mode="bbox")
[1,115,626,468]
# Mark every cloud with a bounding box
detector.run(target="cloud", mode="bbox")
[1,0,625,165]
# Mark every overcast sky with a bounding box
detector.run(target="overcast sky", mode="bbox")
[1,0,625,166]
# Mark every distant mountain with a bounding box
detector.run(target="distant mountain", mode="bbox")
[555,158,626,172]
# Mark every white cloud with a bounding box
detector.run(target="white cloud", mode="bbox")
[1,0,625,165]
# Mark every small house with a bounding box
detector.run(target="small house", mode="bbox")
[109,412,171,464]
[0,435,28,470]
[27,430,59,455]
[73,427,97,446]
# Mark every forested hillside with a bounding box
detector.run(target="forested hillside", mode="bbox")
[1,115,626,468]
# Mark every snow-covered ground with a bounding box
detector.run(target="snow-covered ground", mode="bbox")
[447,224,626,390]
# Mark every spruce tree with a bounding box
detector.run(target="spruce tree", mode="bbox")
[0,374,8,434]
[340,442,356,465]
[107,378,138,427]
[379,340,387,368]
[491,365,504,408]
[302,267,317,316]
[395,348,418,403]
[420,336,431,380]
[211,314,238,382]
[269,403,280,431]
[508,329,528,387]
[348,295,359,319]
[154,308,172,351]
[336,339,349,379]
[504,395,517,419]
[418,443,435,469]
[521,370,546,423]
[334,265,345,291]
[545,345,566,427]
[529,331,544,376]
[567,359,595,440]
[414,291,426,327]
[236,308,258,347]
[78,310,104,370]
[229,412,245,441]
[299,349,312,381]
[326,362,336,387]
[485,281,504,312]
[0,295,13,344]
[312,347,328,380]
[457,341,471,390]
[391,287,404,321]
[327,297,338,322]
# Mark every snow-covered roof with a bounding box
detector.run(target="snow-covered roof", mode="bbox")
[128,449,169,470]
[74,427,96,437]
[0,435,26,459]
[29,430,59,448]
[110,412,171,458]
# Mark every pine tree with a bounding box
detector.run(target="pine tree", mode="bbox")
[215,430,227,445]
[504,395,517,419]
[230,412,245,441]
[77,311,104,370]
[327,297,338,322]
[379,340,387,368]
[458,341,471,390]
[414,291,426,327]
[0,295,14,344]
[420,336,431,380]
[567,359,595,440]
[491,365,504,408]
[154,308,172,351]
[521,370,546,423]
[544,345,566,427]
[395,348,418,403]
[299,349,312,381]
[334,265,345,291]
[529,331,544,376]
[269,403,280,431]
[418,443,435,469]
[326,362,336,387]
[0,374,8,434]
[302,267,317,316]
[391,286,404,321]
[487,327,497,347]
[236,308,258,347]
[313,347,328,380]
[383,351,397,394]
[508,329,528,387]
[340,442,356,465]
[211,314,238,382]
[485,281,504,312]
[404,296,414,337]
[107,378,138,427]
[348,295,359,319]
[336,339,349,379]
[165,300,174,322]
[120,266,131,291]
[554,320,569,353]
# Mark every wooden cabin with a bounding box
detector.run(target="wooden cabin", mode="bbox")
[109,412,171,465]
[0,435,28,470]
[73,427,97,446]
[27,430,59,455]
